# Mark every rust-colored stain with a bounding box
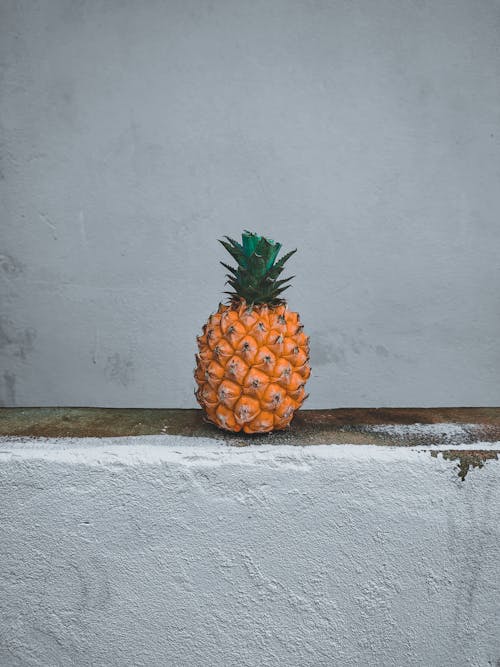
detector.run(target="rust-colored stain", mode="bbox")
[0,407,499,446]
[431,449,499,481]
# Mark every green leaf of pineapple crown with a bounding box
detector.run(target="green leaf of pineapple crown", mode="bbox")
[219,231,297,307]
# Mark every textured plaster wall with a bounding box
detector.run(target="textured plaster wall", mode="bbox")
[1,436,500,666]
[1,0,500,408]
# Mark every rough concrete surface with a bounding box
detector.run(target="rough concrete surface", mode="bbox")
[1,435,499,666]
[1,1,500,408]
[2,406,500,448]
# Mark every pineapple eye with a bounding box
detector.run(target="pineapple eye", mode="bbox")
[282,367,291,377]
[214,345,221,356]
[207,329,214,339]
[228,325,235,334]
[278,315,286,324]
[264,355,271,364]
[242,342,250,351]
[293,347,299,354]
[252,379,260,388]
[273,393,281,403]
[257,322,266,331]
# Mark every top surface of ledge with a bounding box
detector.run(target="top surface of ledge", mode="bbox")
[0,407,499,447]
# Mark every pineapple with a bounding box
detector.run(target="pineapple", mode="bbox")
[194,231,310,433]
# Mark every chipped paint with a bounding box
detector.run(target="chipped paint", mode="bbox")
[431,449,499,481]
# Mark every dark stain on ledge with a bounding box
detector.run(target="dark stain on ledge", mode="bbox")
[0,407,499,449]
[431,449,499,481]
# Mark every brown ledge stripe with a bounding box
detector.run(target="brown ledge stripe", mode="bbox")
[0,407,499,446]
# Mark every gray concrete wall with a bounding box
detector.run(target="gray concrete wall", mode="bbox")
[1,435,499,666]
[1,0,499,408]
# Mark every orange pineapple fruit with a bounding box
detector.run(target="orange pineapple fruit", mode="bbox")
[194,231,310,433]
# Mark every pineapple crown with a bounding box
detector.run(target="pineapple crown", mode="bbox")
[219,231,296,307]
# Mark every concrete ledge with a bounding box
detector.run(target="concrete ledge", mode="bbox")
[2,407,499,481]
[1,409,500,665]
[1,406,500,444]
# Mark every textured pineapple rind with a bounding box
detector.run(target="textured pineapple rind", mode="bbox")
[194,300,310,434]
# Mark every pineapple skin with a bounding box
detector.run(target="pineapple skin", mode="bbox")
[194,300,310,433]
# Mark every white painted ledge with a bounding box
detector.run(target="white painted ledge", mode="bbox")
[1,435,499,666]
